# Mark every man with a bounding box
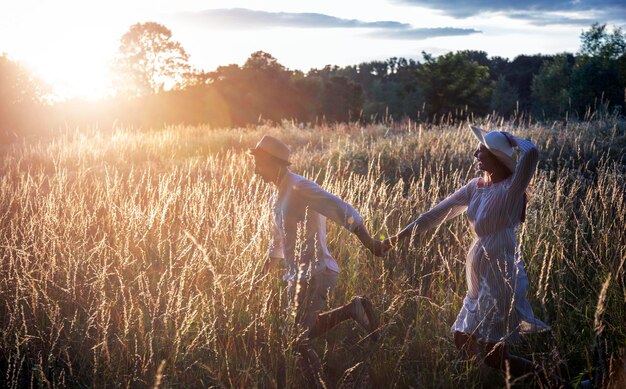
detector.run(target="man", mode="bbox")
[249,134,386,386]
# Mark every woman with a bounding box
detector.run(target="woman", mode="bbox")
[385,126,568,386]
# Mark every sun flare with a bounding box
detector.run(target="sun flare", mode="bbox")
[3,1,136,101]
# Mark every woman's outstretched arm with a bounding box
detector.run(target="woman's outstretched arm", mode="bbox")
[385,178,476,248]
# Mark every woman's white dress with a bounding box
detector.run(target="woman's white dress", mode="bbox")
[407,137,550,343]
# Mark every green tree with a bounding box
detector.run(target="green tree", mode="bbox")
[113,22,191,97]
[571,23,626,116]
[291,73,323,122]
[531,54,573,118]
[579,23,626,61]
[0,54,45,106]
[320,76,364,122]
[243,51,285,73]
[206,52,305,125]
[0,54,47,139]
[416,51,491,119]
[241,51,296,122]
[490,75,519,118]
[498,55,549,113]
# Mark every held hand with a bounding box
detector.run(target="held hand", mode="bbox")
[383,235,400,249]
[381,239,393,255]
[354,223,386,257]
[370,240,389,257]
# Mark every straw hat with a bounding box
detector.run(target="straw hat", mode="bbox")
[469,125,516,173]
[249,135,291,166]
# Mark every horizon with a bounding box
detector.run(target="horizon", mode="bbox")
[1,0,624,101]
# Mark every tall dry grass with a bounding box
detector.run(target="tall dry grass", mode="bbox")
[0,118,624,387]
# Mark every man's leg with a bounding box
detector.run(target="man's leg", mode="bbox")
[483,342,572,388]
[295,339,325,388]
[291,270,379,386]
[291,271,336,387]
[454,331,480,361]
[308,302,351,339]
[484,342,536,376]
[309,295,378,341]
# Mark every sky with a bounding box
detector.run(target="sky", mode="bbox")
[1,0,624,100]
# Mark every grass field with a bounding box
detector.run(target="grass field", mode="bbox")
[1,118,625,388]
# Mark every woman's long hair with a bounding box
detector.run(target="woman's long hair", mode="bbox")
[483,152,529,223]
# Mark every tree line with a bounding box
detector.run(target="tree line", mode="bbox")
[1,22,625,140]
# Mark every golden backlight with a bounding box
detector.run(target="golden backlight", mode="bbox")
[5,1,137,101]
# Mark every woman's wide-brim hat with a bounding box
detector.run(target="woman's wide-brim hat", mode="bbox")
[248,135,291,166]
[469,125,516,173]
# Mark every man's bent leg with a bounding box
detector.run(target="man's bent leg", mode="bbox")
[291,270,338,386]
[454,331,480,361]
[483,342,572,388]
[295,270,338,336]
[295,340,325,388]
[309,296,378,340]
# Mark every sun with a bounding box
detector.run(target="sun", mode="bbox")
[31,50,116,102]
[3,1,135,101]
[30,27,121,101]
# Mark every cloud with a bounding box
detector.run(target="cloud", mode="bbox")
[172,8,480,39]
[394,0,626,24]
[507,12,598,26]
[175,8,409,29]
[375,27,481,40]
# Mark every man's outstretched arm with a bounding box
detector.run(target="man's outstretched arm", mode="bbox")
[295,178,388,257]
[353,223,387,257]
